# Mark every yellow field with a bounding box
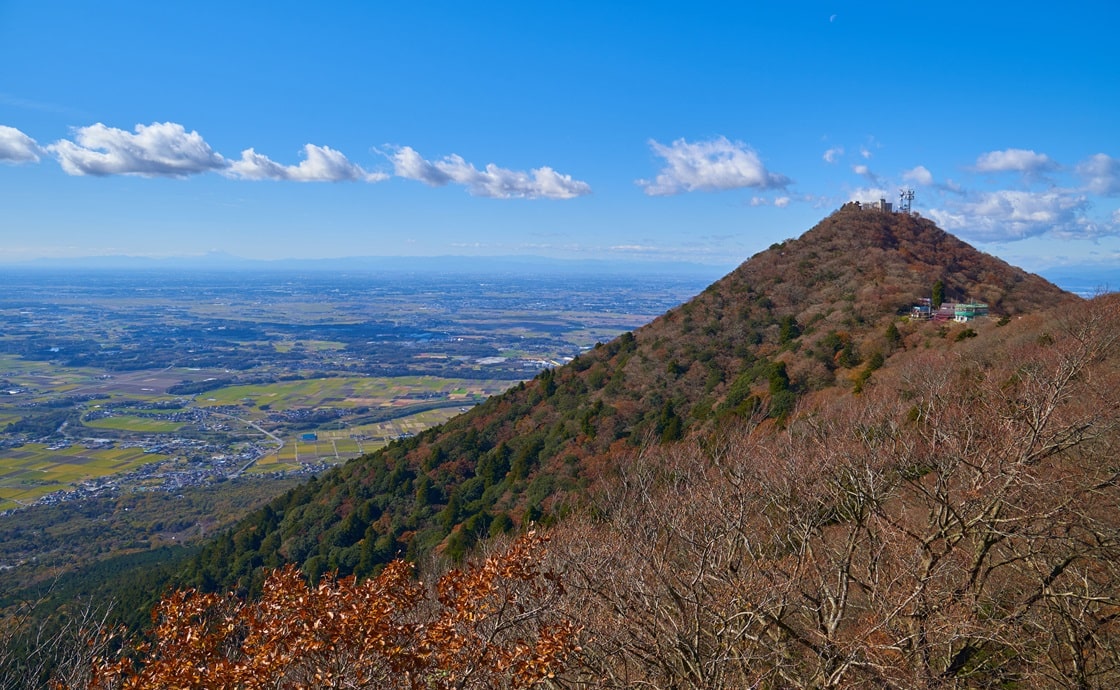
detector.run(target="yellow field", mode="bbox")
[248,407,463,474]
[272,340,347,353]
[85,415,184,433]
[196,375,512,412]
[0,443,171,510]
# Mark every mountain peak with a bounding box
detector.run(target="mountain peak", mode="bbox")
[717,204,1071,322]
[177,208,1079,594]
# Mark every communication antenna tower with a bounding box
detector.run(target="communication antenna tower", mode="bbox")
[899,187,915,215]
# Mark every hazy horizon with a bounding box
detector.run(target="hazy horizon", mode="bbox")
[1,2,1116,276]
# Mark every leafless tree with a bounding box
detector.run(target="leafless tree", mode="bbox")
[550,295,1120,689]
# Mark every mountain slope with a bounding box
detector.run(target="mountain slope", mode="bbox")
[177,207,1077,595]
[541,290,1120,687]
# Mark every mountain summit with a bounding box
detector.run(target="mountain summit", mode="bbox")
[180,207,1076,592]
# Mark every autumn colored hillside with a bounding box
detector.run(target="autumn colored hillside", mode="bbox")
[540,291,1120,687]
[7,206,1119,688]
[175,206,1077,597]
[24,291,1120,689]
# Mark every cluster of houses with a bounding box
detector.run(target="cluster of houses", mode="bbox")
[909,298,990,323]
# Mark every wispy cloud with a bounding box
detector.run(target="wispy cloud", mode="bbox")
[902,165,965,195]
[852,164,880,185]
[848,187,891,204]
[1076,153,1120,196]
[0,92,83,116]
[974,148,1057,174]
[49,122,228,177]
[902,165,933,186]
[927,189,1100,242]
[749,195,792,207]
[228,144,386,182]
[822,146,843,163]
[0,125,42,163]
[638,136,790,196]
[388,146,590,199]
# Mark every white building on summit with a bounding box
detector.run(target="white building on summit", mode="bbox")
[864,198,893,212]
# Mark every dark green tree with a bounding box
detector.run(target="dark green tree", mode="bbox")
[656,401,683,443]
[768,361,790,395]
[779,315,801,344]
[885,321,902,351]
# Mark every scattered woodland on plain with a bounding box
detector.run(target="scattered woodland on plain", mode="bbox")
[4,206,1119,688]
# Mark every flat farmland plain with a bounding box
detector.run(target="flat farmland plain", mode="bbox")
[0,443,171,507]
[194,375,504,410]
[0,268,713,509]
[0,265,716,589]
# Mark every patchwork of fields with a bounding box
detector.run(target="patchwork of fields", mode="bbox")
[0,372,518,511]
[0,268,711,512]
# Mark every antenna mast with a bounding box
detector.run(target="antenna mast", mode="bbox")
[899,187,915,215]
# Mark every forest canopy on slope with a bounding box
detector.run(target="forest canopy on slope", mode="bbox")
[7,207,1112,689]
[20,286,1120,690]
[172,206,1075,600]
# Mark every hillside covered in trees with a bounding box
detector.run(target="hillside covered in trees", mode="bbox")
[173,206,1075,597]
[8,206,1118,688]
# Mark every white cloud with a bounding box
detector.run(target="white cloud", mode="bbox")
[859,145,872,159]
[389,145,452,186]
[848,187,891,204]
[974,148,1057,174]
[1077,153,1120,196]
[902,165,934,186]
[748,195,793,207]
[49,122,228,177]
[822,146,843,163]
[228,144,386,182]
[852,164,880,184]
[0,125,42,163]
[389,146,590,199]
[927,189,1100,242]
[639,136,790,196]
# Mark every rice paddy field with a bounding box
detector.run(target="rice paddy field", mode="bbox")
[272,340,347,353]
[0,443,171,510]
[195,376,511,411]
[84,415,185,433]
[250,406,465,473]
[0,372,518,510]
[0,268,713,600]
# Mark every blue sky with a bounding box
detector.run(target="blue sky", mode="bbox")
[1,1,1118,277]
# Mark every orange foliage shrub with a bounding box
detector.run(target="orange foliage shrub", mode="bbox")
[83,533,575,689]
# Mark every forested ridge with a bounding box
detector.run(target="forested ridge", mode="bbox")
[175,206,1075,597]
[8,207,1118,688]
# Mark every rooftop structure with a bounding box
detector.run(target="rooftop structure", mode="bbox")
[864,198,893,212]
[954,302,989,322]
[909,300,990,322]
